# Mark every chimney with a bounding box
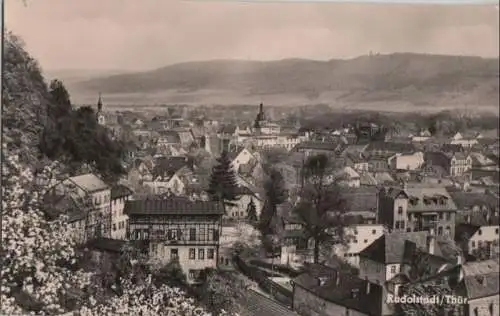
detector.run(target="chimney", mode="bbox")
[426,231,435,255]
[466,214,471,224]
[486,211,491,224]
[365,277,371,294]
[456,255,462,266]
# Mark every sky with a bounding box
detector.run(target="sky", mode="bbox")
[6,0,500,72]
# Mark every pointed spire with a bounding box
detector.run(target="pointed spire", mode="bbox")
[97,92,103,112]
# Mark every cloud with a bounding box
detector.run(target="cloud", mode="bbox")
[6,0,499,71]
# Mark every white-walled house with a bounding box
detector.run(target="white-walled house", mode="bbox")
[456,224,500,259]
[332,224,386,267]
[110,184,133,240]
[55,173,112,240]
[227,146,256,173]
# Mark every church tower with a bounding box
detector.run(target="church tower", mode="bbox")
[96,93,106,125]
[253,102,266,129]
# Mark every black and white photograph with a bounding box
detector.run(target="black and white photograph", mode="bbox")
[2,1,499,315]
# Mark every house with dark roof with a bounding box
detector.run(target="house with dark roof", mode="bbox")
[358,231,451,286]
[143,157,193,195]
[225,186,263,221]
[124,197,224,284]
[378,185,458,237]
[291,264,384,316]
[364,141,416,156]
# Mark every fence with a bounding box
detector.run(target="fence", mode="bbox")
[234,255,294,307]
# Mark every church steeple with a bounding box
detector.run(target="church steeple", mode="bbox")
[97,92,103,112]
[254,102,266,128]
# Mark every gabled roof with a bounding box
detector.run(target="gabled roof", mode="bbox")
[448,191,497,211]
[455,223,481,240]
[359,231,445,264]
[111,184,134,200]
[67,174,109,193]
[124,197,224,216]
[291,264,383,315]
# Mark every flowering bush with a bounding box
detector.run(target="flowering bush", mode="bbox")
[1,146,93,315]
[1,145,237,316]
[78,275,216,316]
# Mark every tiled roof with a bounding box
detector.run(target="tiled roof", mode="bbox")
[124,197,224,216]
[359,231,445,264]
[365,141,416,154]
[68,174,109,193]
[404,187,458,212]
[449,191,498,210]
[340,187,378,212]
[291,264,383,315]
[239,289,298,316]
[461,259,500,299]
[111,184,134,200]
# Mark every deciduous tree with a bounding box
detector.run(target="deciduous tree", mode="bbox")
[293,154,347,264]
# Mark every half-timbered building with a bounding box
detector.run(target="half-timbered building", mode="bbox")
[124,197,224,284]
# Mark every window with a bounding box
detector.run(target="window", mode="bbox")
[208,229,214,241]
[478,241,483,248]
[207,248,214,259]
[372,229,377,235]
[189,248,196,260]
[401,221,405,229]
[170,249,178,259]
[471,241,476,248]
[189,228,196,241]
[199,227,206,241]
[445,212,451,221]
[496,228,499,235]
[395,221,400,229]
[489,303,494,315]
[353,239,358,244]
[113,224,117,231]
[478,229,483,236]
[398,207,403,215]
[198,249,205,260]
[438,227,443,235]
[391,266,397,273]
[364,239,368,243]
[439,213,444,220]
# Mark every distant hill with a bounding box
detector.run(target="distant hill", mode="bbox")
[68,53,499,108]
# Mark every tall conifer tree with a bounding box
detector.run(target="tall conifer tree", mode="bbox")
[207,151,239,210]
